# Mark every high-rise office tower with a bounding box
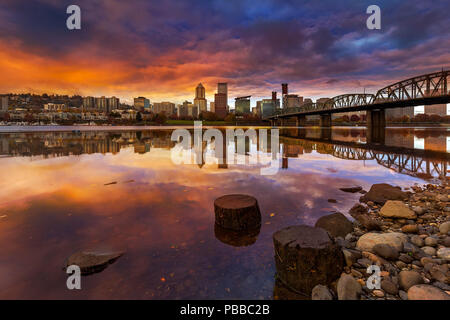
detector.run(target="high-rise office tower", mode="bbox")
[218,83,228,110]
[214,93,227,118]
[281,83,288,108]
[194,83,207,113]
[235,96,251,114]
[195,83,205,99]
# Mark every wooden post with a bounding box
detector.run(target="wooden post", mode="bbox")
[214,194,261,231]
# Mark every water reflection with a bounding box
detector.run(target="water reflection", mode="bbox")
[280,127,450,180]
[0,127,448,299]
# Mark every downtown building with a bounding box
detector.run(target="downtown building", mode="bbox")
[1,95,8,112]
[193,83,207,114]
[234,96,251,114]
[134,96,150,111]
[152,102,176,115]
[214,82,228,118]
[82,96,119,113]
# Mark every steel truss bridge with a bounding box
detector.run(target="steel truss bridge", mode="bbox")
[267,70,450,119]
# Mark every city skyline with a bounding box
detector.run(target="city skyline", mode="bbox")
[0,1,449,105]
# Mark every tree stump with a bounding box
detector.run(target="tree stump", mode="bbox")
[214,194,261,231]
[214,224,260,247]
[273,225,344,295]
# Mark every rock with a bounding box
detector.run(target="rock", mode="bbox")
[340,186,363,193]
[439,221,450,234]
[402,224,419,233]
[373,289,385,297]
[351,269,363,278]
[407,284,450,300]
[412,206,426,215]
[428,264,448,283]
[356,232,408,252]
[214,194,261,231]
[420,257,435,266]
[327,199,337,203]
[424,237,438,247]
[437,248,450,260]
[442,237,450,247]
[314,212,353,238]
[411,235,424,247]
[436,194,449,202]
[360,183,408,205]
[311,284,333,300]
[65,250,124,275]
[336,273,362,300]
[349,205,382,231]
[372,243,399,260]
[399,253,414,264]
[399,270,424,290]
[433,281,450,291]
[379,201,416,219]
[362,251,388,265]
[381,279,399,295]
[273,225,344,295]
[342,248,362,267]
[396,261,407,269]
[399,290,408,300]
[349,204,368,216]
[421,246,436,256]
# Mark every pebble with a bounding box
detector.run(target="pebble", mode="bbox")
[373,289,385,297]
[402,224,419,233]
[410,235,424,247]
[381,279,398,295]
[421,246,436,256]
[424,237,438,247]
[399,270,424,290]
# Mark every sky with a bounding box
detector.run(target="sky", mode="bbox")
[0,0,449,106]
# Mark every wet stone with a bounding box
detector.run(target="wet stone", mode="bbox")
[65,250,124,275]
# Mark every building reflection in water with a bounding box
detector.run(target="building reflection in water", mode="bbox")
[0,127,449,180]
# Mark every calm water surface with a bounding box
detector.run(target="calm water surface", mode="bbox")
[0,126,449,299]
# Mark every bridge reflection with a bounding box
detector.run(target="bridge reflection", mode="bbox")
[279,128,450,180]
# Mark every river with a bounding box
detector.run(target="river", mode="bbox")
[0,126,448,299]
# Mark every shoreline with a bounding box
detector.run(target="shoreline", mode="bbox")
[0,124,449,133]
[277,182,450,300]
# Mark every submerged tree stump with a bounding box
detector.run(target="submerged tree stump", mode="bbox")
[273,225,344,295]
[214,194,261,231]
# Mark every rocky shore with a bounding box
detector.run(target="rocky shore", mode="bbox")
[308,182,450,300]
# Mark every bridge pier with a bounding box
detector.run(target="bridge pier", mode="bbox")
[366,109,386,144]
[366,109,385,130]
[320,128,332,140]
[295,115,306,127]
[319,114,332,127]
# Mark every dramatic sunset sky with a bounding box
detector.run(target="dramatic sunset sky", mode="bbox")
[0,0,449,105]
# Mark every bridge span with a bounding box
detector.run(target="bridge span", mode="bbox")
[266,70,450,132]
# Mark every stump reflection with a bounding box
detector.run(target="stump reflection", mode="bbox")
[214,224,260,247]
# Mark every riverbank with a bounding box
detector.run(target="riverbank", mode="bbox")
[287,182,450,300]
